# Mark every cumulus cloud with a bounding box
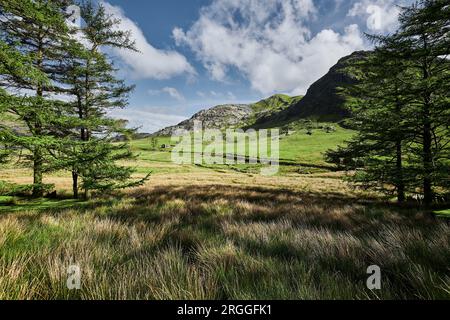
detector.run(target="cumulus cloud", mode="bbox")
[348,0,402,33]
[102,2,195,80]
[161,87,186,102]
[173,0,366,95]
[195,90,237,100]
[109,107,187,133]
[148,87,186,102]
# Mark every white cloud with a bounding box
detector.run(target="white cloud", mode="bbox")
[148,87,186,102]
[173,0,367,95]
[196,91,206,98]
[161,87,185,102]
[109,108,187,133]
[227,91,236,100]
[195,90,237,100]
[102,1,195,80]
[348,0,402,33]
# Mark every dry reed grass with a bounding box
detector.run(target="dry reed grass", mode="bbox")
[0,171,448,300]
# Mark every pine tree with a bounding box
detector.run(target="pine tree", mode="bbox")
[0,40,46,165]
[63,1,148,199]
[327,0,450,205]
[390,0,450,205]
[326,50,412,202]
[0,0,80,196]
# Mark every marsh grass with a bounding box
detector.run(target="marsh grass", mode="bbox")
[0,179,448,300]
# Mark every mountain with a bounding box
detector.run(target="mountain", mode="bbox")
[153,94,303,136]
[152,50,368,136]
[256,51,368,127]
[154,104,252,136]
[246,94,303,128]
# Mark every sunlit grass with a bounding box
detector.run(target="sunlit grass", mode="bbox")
[435,209,450,218]
[0,177,448,300]
[0,127,448,300]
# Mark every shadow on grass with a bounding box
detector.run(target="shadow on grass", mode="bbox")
[3,184,446,230]
[1,183,448,300]
[0,196,121,215]
[93,184,443,240]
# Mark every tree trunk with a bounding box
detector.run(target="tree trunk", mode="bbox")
[32,146,44,197]
[394,91,405,203]
[32,30,44,198]
[396,140,405,203]
[421,42,433,207]
[423,113,433,206]
[72,171,79,199]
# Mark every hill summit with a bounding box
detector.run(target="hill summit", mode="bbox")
[153,51,369,136]
[256,51,368,126]
[153,94,303,136]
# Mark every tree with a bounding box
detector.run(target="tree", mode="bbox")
[0,40,46,165]
[326,50,412,202]
[390,0,450,205]
[327,0,450,205]
[0,0,80,197]
[150,137,158,150]
[63,1,148,199]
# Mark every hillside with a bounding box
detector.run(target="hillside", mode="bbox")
[153,94,303,136]
[258,51,368,126]
[153,51,368,135]
[246,94,303,128]
[154,104,253,136]
[0,112,29,136]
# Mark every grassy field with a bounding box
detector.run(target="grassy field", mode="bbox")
[129,124,354,174]
[0,127,449,300]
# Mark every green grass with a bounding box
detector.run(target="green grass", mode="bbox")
[279,126,354,165]
[0,184,448,300]
[1,122,448,300]
[129,123,354,175]
[0,196,15,205]
[435,209,450,218]
[0,198,86,213]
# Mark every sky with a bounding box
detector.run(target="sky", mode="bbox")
[97,0,413,133]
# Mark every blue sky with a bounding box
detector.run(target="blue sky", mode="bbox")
[99,0,412,133]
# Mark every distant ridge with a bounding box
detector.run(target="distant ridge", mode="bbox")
[257,51,369,126]
[152,94,303,136]
[150,50,369,136]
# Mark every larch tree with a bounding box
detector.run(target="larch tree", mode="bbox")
[326,49,413,202]
[327,0,449,205]
[0,0,81,197]
[0,40,47,166]
[390,0,450,205]
[64,1,148,199]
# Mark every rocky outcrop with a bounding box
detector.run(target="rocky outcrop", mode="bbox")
[152,51,369,136]
[153,104,253,136]
[258,51,369,125]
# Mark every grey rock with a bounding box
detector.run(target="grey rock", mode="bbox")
[153,104,252,136]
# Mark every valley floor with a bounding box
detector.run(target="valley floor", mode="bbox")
[0,170,449,299]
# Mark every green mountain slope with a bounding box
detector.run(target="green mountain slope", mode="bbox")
[153,94,304,136]
[243,94,303,128]
[250,94,303,114]
[241,94,303,128]
[257,51,369,127]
